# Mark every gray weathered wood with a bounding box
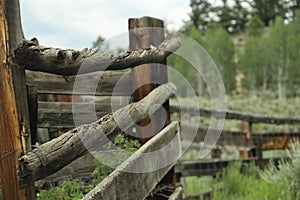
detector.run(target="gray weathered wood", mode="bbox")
[181,124,300,150]
[82,121,180,200]
[38,153,96,182]
[170,105,300,125]
[169,187,183,200]
[37,101,127,128]
[18,83,176,188]
[26,71,132,96]
[14,37,181,75]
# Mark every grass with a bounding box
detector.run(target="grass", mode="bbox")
[178,94,300,199]
[182,162,288,200]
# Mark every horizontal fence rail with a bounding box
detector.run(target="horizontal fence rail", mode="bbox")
[170,105,300,125]
[26,71,132,96]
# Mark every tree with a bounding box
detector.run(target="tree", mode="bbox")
[189,0,212,33]
[212,0,249,33]
[239,36,265,93]
[168,26,206,96]
[252,0,300,26]
[189,0,251,34]
[246,15,265,37]
[268,16,289,99]
[92,35,105,48]
[285,9,300,96]
[204,27,236,91]
[238,15,266,94]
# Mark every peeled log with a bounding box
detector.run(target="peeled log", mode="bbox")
[13,37,181,75]
[18,83,176,188]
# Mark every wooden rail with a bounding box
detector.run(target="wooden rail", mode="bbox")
[181,124,300,150]
[15,37,181,75]
[26,71,132,96]
[82,121,180,200]
[170,105,300,125]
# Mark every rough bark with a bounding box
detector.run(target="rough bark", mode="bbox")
[82,121,180,200]
[18,83,176,187]
[13,37,181,75]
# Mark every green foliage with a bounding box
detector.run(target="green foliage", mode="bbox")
[189,0,299,32]
[205,27,236,91]
[37,179,85,200]
[189,0,212,33]
[91,135,140,185]
[92,35,105,48]
[212,162,285,200]
[37,135,140,199]
[260,140,300,199]
[246,15,264,37]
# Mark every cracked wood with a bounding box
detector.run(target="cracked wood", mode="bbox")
[13,37,181,75]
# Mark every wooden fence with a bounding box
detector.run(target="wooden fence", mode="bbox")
[1,1,300,199]
[0,8,183,200]
[171,104,300,178]
[170,105,300,199]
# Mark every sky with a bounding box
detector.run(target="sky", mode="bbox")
[20,0,191,50]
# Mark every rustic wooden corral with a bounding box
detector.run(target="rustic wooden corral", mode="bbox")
[0,0,35,199]
[82,121,181,200]
[18,83,176,188]
[14,37,181,75]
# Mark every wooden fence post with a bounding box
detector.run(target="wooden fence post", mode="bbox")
[129,16,170,143]
[129,16,175,199]
[0,0,35,199]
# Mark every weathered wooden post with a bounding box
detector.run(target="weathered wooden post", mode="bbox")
[0,0,35,199]
[129,16,175,199]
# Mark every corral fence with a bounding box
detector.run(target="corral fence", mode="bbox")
[0,7,183,199]
[170,105,300,199]
[1,1,300,199]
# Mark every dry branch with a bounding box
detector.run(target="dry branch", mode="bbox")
[18,83,176,187]
[13,37,181,75]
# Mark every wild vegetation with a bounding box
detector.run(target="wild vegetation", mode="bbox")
[183,140,300,199]
[168,0,300,99]
[170,1,300,199]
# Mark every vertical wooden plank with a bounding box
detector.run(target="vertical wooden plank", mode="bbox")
[0,1,25,198]
[129,16,170,143]
[0,0,36,199]
[129,16,174,200]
